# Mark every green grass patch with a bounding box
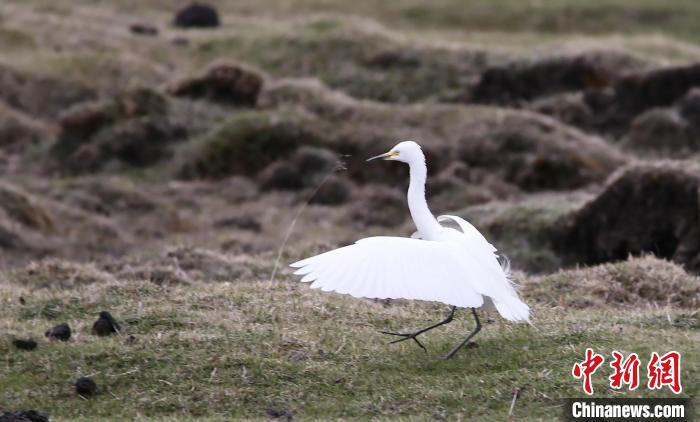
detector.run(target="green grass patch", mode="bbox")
[1,276,697,420]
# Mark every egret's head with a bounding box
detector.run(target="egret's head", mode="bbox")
[366,141,423,164]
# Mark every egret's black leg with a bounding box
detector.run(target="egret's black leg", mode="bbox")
[444,308,481,360]
[380,306,457,352]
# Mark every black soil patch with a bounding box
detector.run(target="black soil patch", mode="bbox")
[612,62,700,117]
[12,338,37,351]
[554,164,700,273]
[92,311,120,336]
[470,52,645,105]
[44,323,71,341]
[74,377,98,396]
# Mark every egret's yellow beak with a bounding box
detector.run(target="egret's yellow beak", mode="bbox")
[366,150,398,162]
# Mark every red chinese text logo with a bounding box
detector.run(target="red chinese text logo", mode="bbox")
[647,351,682,394]
[572,349,682,395]
[609,351,640,390]
[572,348,605,395]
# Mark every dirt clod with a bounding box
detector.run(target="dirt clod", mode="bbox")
[12,339,37,351]
[173,3,220,28]
[74,377,98,396]
[45,323,71,341]
[92,311,121,336]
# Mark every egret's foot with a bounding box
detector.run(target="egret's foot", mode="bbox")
[443,308,481,360]
[379,306,457,353]
[379,330,428,352]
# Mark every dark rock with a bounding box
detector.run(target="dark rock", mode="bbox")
[257,161,304,191]
[621,108,696,156]
[309,175,352,206]
[554,164,700,273]
[130,23,159,36]
[0,410,49,422]
[92,311,120,336]
[173,3,220,28]
[75,377,98,396]
[167,63,263,106]
[12,338,37,351]
[214,215,262,231]
[45,323,71,341]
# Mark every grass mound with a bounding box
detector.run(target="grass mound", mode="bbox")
[175,109,328,179]
[524,255,700,309]
[555,162,700,273]
[52,88,185,173]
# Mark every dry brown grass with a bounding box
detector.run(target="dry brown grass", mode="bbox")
[524,255,700,309]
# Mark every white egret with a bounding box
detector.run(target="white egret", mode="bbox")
[290,141,530,359]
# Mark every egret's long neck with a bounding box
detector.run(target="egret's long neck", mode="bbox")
[407,156,442,239]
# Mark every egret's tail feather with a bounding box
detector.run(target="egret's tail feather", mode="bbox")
[493,297,530,322]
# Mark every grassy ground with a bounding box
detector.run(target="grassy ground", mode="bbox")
[1,259,697,420]
[1,1,699,420]
[18,0,700,43]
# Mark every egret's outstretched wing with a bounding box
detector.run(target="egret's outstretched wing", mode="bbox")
[438,215,529,321]
[290,237,485,309]
[437,215,496,252]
